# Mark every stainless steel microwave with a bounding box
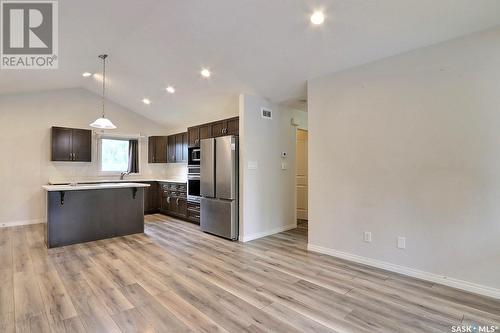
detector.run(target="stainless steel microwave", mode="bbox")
[190,148,201,162]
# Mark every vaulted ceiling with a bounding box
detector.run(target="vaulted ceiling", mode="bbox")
[1,0,500,129]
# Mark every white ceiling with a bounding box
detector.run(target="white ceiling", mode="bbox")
[1,0,500,129]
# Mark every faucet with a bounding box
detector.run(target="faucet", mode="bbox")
[120,172,130,180]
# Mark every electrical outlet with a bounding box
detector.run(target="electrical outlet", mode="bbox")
[397,237,406,249]
[364,232,372,243]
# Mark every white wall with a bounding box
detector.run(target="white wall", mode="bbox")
[308,27,500,297]
[239,94,307,241]
[0,88,185,226]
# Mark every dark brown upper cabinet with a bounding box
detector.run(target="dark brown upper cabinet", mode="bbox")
[199,124,211,141]
[211,116,239,137]
[211,121,225,138]
[187,124,211,147]
[187,126,200,147]
[226,117,239,136]
[167,135,176,163]
[175,133,188,162]
[150,133,187,163]
[148,136,168,163]
[187,117,238,147]
[51,127,92,162]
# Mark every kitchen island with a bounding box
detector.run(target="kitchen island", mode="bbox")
[43,182,150,248]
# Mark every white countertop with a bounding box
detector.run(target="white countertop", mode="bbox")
[49,178,187,185]
[43,182,151,192]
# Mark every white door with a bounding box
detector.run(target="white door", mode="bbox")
[296,129,308,220]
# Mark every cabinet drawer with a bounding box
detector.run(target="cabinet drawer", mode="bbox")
[187,209,200,223]
[177,184,187,192]
[187,204,200,213]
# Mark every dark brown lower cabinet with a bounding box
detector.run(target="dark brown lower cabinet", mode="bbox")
[158,182,188,220]
[143,182,159,214]
[187,201,200,224]
[177,197,187,216]
[125,181,194,221]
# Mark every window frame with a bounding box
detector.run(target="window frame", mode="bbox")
[97,135,141,176]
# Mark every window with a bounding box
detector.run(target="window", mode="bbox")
[100,138,130,172]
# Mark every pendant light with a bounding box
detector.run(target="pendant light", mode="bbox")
[90,54,116,129]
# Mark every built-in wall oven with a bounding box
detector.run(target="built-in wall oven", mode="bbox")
[187,165,201,202]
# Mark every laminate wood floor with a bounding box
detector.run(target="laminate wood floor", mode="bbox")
[1,215,499,332]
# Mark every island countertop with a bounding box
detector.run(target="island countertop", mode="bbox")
[43,182,151,192]
[48,178,187,185]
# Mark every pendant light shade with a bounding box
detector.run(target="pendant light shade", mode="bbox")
[90,54,116,130]
[90,117,116,129]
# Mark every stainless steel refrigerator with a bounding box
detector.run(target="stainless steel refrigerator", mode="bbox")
[200,135,238,240]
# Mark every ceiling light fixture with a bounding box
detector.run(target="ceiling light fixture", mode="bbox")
[166,86,175,94]
[142,98,151,105]
[82,72,93,78]
[90,54,117,130]
[201,68,211,78]
[310,11,325,25]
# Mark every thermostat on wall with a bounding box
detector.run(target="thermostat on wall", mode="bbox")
[261,107,272,119]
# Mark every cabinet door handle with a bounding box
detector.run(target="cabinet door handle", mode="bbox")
[73,153,76,161]
[176,198,179,206]
[167,197,170,204]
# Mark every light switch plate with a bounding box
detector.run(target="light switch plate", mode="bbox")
[281,162,287,170]
[397,236,406,249]
[248,161,258,170]
[364,232,372,243]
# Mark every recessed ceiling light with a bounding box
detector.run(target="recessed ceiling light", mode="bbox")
[166,86,175,94]
[82,72,92,77]
[142,98,151,105]
[201,68,211,78]
[310,11,325,25]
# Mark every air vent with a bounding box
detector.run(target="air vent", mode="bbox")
[261,108,272,119]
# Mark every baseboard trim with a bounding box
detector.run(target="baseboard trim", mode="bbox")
[307,243,500,300]
[240,223,297,242]
[0,219,45,228]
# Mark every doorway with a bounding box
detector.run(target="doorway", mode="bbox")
[296,129,308,221]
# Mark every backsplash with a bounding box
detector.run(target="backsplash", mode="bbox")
[47,162,188,184]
